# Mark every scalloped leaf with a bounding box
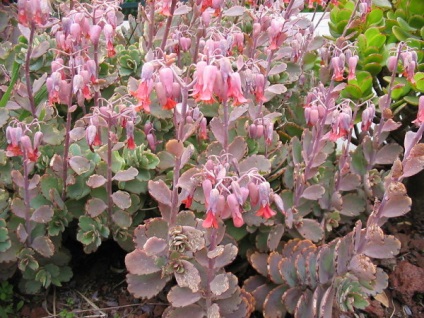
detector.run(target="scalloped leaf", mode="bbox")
[143,237,168,256]
[112,210,132,228]
[318,286,335,318]
[340,193,365,217]
[86,174,107,188]
[127,272,169,299]
[239,155,271,174]
[167,286,202,308]
[362,235,400,259]
[69,156,91,175]
[375,144,403,164]
[295,289,314,318]
[112,167,139,182]
[380,195,411,218]
[30,205,54,223]
[282,287,303,314]
[249,252,269,277]
[125,249,161,275]
[317,245,335,285]
[296,219,324,242]
[210,273,229,296]
[111,190,132,210]
[174,260,201,292]
[267,224,285,251]
[301,185,325,200]
[11,198,29,219]
[268,252,284,284]
[163,305,205,318]
[279,258,298,287]
[85,198,108,217]
[31,236,54,257]
[148,180,172,206]
[214,244,238,268]
[264,285,288,318]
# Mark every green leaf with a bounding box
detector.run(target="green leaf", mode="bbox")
[372,0,392,8]
[366,9,383,26]
[414,72,424,92]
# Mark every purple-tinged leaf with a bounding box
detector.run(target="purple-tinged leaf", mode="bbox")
[31,236,54,257]
[318,286,335,318]
[69,156,91,175]
[111,190,131,210]
[145,218,169,240]
[381,119,401,132]
[158,202,171,221]
[143,237,168,256]
[268,252,284,284]
[266,84,287,95]
[28,174,40,190]
[157,151,176,171]
[11,170,24,188]
[176,167,200,191]
[162,305,205,318]
[11,198,29,219]
[174,260,201,292]
[251,283,274,312]
[305,249,318,288]
[50,154,64,174]
[269,63,288,75]
[210,273,229,296]
[348,254,376,281]
[173,4,192,15]
[249,252,269,277]
[243,275,267,294]
[166,139,184,158]
[263,285,288,318]
[180,145,194,167]
[228,137,247,162]
[239,155,271,174]
[282,287,303,314]
[372,268,389,296]
[86,174,107,188]
[295,289,313,318]
[209,117,225,146]
[214,244,238,268]
[215,289,244,315]
[375,144,403,164]
[279,258,298,287]
[340,193,365,217]
[402,156,424,178]
[125,249,160,275]
[30,205,54,223]
[301,184,325,200]
[229,105,248,123]
[295,219,324,242]
[295,253,308,285]
[85,198,107,217]
[339,174,361,191]
[267,224,285,251]
[223,5,245,16]
[16,223,28,244]
[362,235,400,259]
[167,286,201,308]
[335,234,354,276]
[380,195,411,218]
[112,167,138,182]
[69,127,85,141]
[126,272,169,299]
[148,180,172,206]
[317,245,335,285]
[112,210,132,228]
[312,285,326,317]
[214,273,239,300]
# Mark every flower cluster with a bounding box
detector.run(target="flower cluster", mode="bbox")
[187,156,278,229]
[6,124,43,162]
[17,0,50,28]
[331,50,359,82]
[85,105,137,151]
[47,1,121,106]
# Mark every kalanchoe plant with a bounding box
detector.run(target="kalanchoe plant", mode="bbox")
[0,0,423,316]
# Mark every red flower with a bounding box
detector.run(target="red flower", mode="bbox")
[182,195,193,209]
[203,210,218,228]
[256,203,276,219]
[127,136,136,150]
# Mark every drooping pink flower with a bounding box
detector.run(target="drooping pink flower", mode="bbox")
[194,64,218,104]
[327,107,353,141]
[6,126,23,157]
[347,55,359,80]
[227,73,248,106]
[103,24,116,57]
[131,62,155,112]
[361,103,375,131]
[413,96,424,126]
[256,182,276,219]
[267,19,285,51]
[331,56,345,81]
[227,193,244,228]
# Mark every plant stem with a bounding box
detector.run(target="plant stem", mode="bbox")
[61,57,75,201]
[160,0,178,52]
[223,100,229,151]
[23,155,32,246]
[107,117,113,219]
[25,23,37,117]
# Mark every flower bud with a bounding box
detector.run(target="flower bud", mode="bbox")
[90,25,102,46]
